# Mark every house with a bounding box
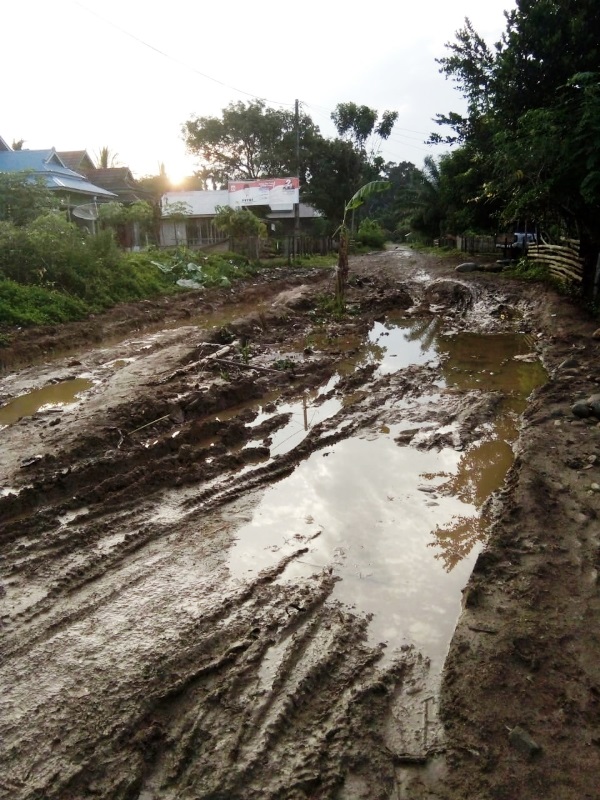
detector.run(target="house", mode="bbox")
[57,152,149,205]
[56,153,152,248]
[159,186,322,249]
[0,145,116,214]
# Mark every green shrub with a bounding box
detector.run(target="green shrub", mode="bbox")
[355,218,387,249]
[0,280,89,326]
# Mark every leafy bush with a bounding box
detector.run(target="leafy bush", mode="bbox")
[146,249,256,289]
[214,205,267,239]
[0,280,89,326]
[355,218,387,249]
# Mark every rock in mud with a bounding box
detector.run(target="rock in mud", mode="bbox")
[455,262,479,273]
[571,400,593,418]
[572,394,600,419]
[508,725,542,758]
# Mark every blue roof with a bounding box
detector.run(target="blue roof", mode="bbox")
[47,174,115,197]
[0,148,116,198]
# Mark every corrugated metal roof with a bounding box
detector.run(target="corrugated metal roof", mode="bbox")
[0,148,116,198]
[48,175,115,197]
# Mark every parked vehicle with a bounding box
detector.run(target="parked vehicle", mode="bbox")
[496,232,538,254]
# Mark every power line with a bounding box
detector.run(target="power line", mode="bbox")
[70,0,295,109]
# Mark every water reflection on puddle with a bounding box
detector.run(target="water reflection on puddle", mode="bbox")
[0,378,93,427]
[226,315,547,668]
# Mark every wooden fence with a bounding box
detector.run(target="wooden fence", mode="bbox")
[230,235,334,260]
[526,238,583,283]
[455,235,498,254]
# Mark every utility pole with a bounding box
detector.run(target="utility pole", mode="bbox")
[294,98,300,257]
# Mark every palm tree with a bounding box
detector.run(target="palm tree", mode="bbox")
[96,146,120,169]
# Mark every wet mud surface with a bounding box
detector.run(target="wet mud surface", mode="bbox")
[1,248,600,799]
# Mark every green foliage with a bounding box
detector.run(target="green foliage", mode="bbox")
[272,358,295,371]
[332,103,398,157]
[98,200,154,230]
[147,249,255,289]
[214,205,267,239]
[345,181,392,215]
[433,1,600,286]
[163,200,192,221]
[304,138,371,226]
[0,280,89,326]
[355,218,386,248]
[183,99,321,184]
[96,146,120,168]
[503,258,551,283]
[0,173,59,226]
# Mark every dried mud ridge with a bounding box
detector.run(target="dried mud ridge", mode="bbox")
[1,250,600,800]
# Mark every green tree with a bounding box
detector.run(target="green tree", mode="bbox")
[214,206,266,239]
[183,100,321,184]
[138,162,173,199]
[331,102,398,160]
[0,173,59,226]
[303,137,370,228]
[434,1,600,289]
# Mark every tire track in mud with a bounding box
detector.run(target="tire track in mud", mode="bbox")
[2,264,541,799]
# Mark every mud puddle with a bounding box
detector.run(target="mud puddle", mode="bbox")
[0,377,94,427]
[221,316,546,690]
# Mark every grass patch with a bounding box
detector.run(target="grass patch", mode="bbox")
[503,258,551,282]
[0,280,90,327]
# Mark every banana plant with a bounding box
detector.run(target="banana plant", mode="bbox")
[336,180,391,304]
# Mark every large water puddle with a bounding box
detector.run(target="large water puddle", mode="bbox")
[0,378,93,427]
[225,314,546,673]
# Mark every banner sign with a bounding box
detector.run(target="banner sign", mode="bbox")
[228,177,299,209]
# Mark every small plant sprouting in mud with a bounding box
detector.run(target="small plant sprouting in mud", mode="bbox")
[315,293,346,319]
[218,326,236,344]
[273,358,295,371]
[239,342,252,364]
[219,368,231,381]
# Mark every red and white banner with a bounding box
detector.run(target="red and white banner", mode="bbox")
[228,177,299,208]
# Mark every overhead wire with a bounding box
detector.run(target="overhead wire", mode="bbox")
[70,1,446,165]
[70,0,295,109]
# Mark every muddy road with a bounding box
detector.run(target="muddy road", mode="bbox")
[1,248,600,800]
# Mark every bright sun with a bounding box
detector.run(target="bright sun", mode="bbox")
[166,154,198,187]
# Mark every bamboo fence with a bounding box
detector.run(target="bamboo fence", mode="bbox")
[527,239,584,283]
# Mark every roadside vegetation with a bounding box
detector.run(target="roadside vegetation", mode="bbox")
[0,174,332,329]
[2,1,598,328]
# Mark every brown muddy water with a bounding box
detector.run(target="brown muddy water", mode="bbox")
[220,314,546,675]
[0,377,93,427]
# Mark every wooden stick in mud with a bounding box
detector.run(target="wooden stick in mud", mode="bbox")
[160,345,234,381]
[209,357,283,374]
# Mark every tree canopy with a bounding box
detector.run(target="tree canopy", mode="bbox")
[182,99,402,229]
[0,173,59,226]
[183,100,321,186]
[433,0,600,285]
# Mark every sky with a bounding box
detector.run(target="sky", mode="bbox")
[2,0,515,184]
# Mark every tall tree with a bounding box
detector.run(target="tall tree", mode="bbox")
[303,137,372,228]
[434,1,600,289]
[96,146,120,169]
[331,103,398,159]
[183,100,321,184]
